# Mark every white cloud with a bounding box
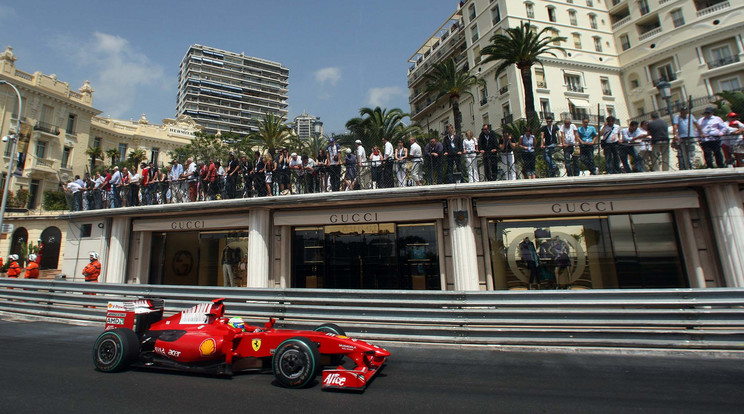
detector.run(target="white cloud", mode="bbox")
[367,86,405,107]
[314,67,341,86]
[61,32,167,117]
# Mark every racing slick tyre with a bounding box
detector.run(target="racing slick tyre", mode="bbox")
[313,323,346,366]
[92,328,140,372]
[272,337,321,388]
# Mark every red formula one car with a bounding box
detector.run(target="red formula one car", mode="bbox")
[92,298,389,391]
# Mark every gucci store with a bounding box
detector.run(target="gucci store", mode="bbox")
[274,205,445,290]
[131,215,251,287]
[477,192,703,290]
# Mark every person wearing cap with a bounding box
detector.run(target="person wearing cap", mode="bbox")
[288,152,302,193]
[673,106,703,170]
[226,152,240,199]
[725,112,744,167]
[697,107,727,168]
[342,147,358,191]
[355,140,368,189]
[327,138,342,191]
[83,251,101,283]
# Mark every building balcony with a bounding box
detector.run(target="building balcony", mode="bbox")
[27,157,57,175]
[638,27,663,42]
[33,122,60,136]
[652,73,678,86]
[566,84,585,93]
[696,1,730,17]
[706,55,740,69]
[536,81,548,89]
[501,114,513,126]
[539,111,555,120]
[611,15,632,29]
[480,97,488,106]
[499,86,509,95]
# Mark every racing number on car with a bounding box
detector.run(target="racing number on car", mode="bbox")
[252,339,261,351]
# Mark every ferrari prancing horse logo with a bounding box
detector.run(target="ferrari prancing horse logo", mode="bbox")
[252,339,261,351]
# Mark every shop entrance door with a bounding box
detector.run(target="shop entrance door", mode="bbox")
[325,224,396,289]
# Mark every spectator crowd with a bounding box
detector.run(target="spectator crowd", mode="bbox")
[64,107,744,211]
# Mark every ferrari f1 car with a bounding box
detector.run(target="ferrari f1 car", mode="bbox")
[92,298,389,391]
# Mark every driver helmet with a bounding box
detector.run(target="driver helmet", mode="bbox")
[89,251,98,261]
[9,254,19,261]
[227,317,246,331]
[27,254,37,263]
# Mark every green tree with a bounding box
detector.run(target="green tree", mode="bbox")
[714,90,744,118]
[105,148,121,166]
[85,146,104,172]
[126,148,148,172]
[344,107,420,150]
[248,113,292,156]
[481,21,566,122]
[422,58,484,134]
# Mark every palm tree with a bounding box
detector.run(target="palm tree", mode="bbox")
[715,90,744,118]
[105,148,121,166]
[422,58,484,134]
[85,146,103,172]
[345,107,420,149]
[249,113,292,156]
[480,21,566,122]
[126,148,147,172]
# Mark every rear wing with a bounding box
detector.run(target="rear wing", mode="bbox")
[105,298,164,334]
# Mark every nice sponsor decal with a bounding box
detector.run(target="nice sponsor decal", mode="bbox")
[106,317,125,325]
[199,338,217,357]
[323,373,347,387]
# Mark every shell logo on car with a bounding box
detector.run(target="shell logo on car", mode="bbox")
[199,338,216,356]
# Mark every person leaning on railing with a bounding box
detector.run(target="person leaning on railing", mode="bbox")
[600,116,621,174]
[577,118,598,175]
[443,124,463,184]
[559,117,580,176]
[478,124,499,181]
[673,106,702,170]
[619,121,647,173]
[697,107,727,169]
[408,136,424,186]
[394,139,408,187]
[725,112,744,167]
[519,127,537,179]
[499,131,517,180]
[540,116,560,177]
[342,148,357,191]
[369,146,383,189]
[425,137,444,185]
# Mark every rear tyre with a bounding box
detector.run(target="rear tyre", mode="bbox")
[314,323,346,366]
[92,328,140,372]
[272,337,320,388]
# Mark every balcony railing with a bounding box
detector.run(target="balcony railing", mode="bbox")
[638,26,663,41]
[652,73,678,86]
[499,86,509,95]
[696,1,730,17]
[611,15,631,29]
[536,81,547,89]
[707,54,740,69]
[539,111,555,120]
[501,114,513,126]
[480,97,488,106]
[33,121,60,135]
[566,84,585,93]
[33,157,56,170]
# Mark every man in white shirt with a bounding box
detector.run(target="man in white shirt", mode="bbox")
[169,159,184,203]
[382,137,394,188]
[109,166,122,208]
[288,152,302,193]
[300,154,316,194]
[673,106,702,170]
[67,178,83,211]
[559,118,579,176]
[355,140,368,189]
[408,136,423,186]
[600,116,621,174]
[183,158,197,202]
[619,121,647,173]
[697,107,727,168]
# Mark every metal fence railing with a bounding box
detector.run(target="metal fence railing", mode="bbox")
[2,279,744,349]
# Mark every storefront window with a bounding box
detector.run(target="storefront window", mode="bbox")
[149,230,249,286]
[292,222,440,290]
[488,213,686,290]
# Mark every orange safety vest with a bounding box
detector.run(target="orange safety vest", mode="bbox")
[7,261,21,278]
[82,260,101,282]
[24,262,39,279]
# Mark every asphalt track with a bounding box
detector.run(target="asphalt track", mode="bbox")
[0,318,743,414]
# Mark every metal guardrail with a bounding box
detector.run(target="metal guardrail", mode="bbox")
[1,279,744,349]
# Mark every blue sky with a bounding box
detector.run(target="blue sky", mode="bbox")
[0,1,456,134]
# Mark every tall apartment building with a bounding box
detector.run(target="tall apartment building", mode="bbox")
[176,44,289,136]
[408,0,742,134]
[610,0,743,120]
[0,46,101,210]
[292,112,323,141]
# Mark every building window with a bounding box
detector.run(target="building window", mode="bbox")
[606,105,616,118]
[468,3,476,21]
[66,113,77,135]
[586,0,593,6]
[480,87,489,106]
[535,69,547,88]
[526,3,534,19]
[93,137,102,148]
[80,224,92,238]
[547,6,557,22]
[35,141,47,159]
[656,63,676,82]
[620,34,631,51]
[573,33,582,49]
[552,30,562,46]
[61,147,71,169]
[471,24,479,43]
[564,74,583,92]
[710,45,732,66]
[593,36,603,52]
[569,10,577,26]
[589,14,598,29]
[671,9,685,27]
[601,77,612,96]
[151,148,160,165]
[28,179,40,209]
[720,77,741,92]
[540,99,552,119]
[491,5,501,25]
[118,143,128,164]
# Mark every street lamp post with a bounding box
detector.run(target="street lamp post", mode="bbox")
[656,79,674,125]
[0,80,23,238]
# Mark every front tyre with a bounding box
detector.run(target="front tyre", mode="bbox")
[92,328,140,372]
[272,337,320,388]
[314,323,346,366]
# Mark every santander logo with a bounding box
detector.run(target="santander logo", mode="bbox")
[323,373,346,387]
